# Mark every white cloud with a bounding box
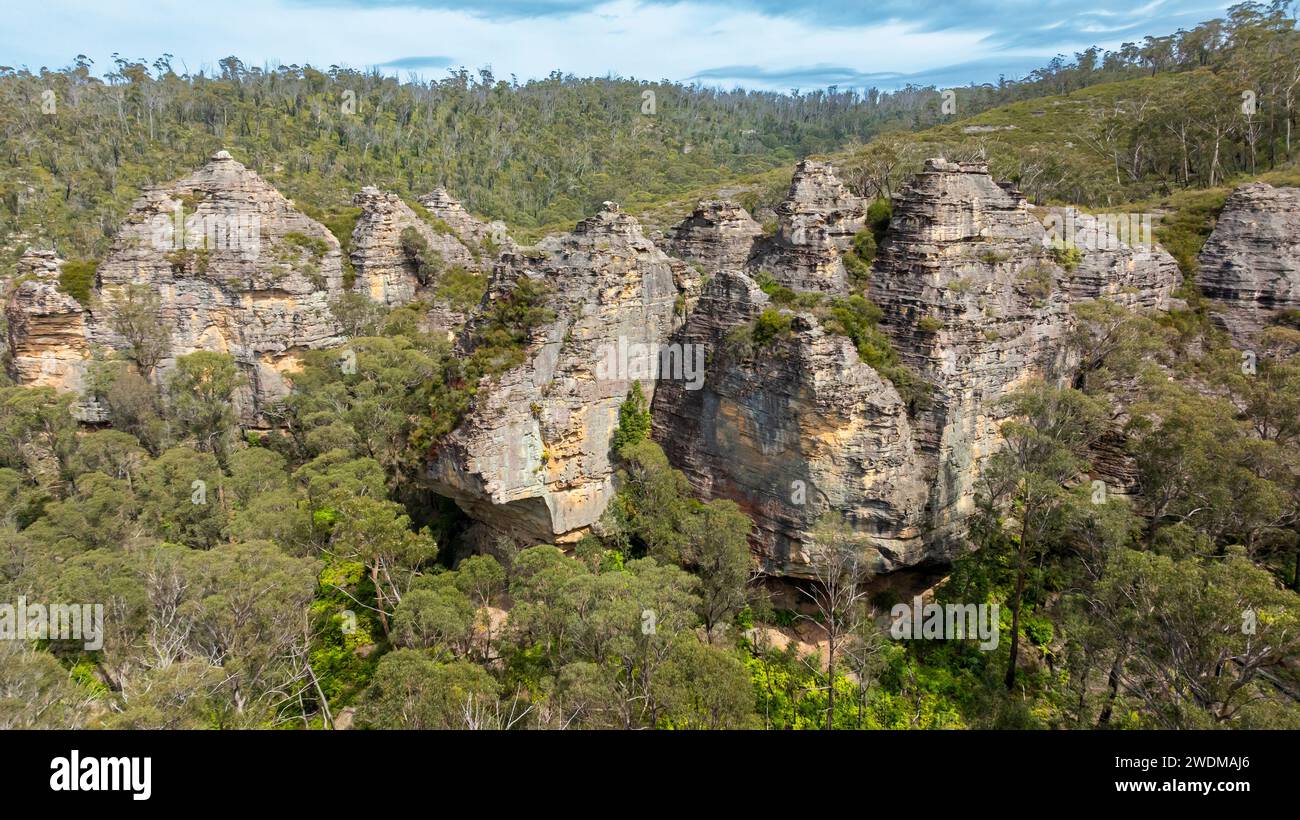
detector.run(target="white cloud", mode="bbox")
[0,0,1231,90]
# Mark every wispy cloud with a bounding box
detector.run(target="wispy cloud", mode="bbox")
[313,0,1230,47]
[376,54,456,69]
[688,57,1052,91]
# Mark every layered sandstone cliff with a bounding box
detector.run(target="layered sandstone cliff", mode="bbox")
[3,249,94,407]
[650,159,1190,576]
[349,186,510,333]
[651,271,929,578]
[427,202,682,545]
[349,187,475,308]
[867,159,1075,541]
[3,148,1243,581]
[88,150,348,422]
[1197,182,1300,345]
[663,200,763,273]
[1053,208,1181,311]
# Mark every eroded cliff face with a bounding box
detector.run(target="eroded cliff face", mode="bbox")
[427,203,683,545]
[1197,182,1300,345]
[3,249,95,411]
[350,187,474,308]
[91,150,348,423]
[651,159,1186,577]
[651,271,929,578]
[418,188,516,257]
[2,148,1240,581]
[349,186,509,333]
[1056,208,1181,311]
[868,159,1076,542]
[663,200,763,274]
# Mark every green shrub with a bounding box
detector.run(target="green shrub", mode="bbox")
[843,229,877,283]
[434,265,488,313]
[866,197,892,242]
[57,259,97,304]
[301,205,362,288]
[1048,242,1084,272]
[751,308,793,347]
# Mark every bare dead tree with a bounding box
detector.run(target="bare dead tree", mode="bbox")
[799,514,874,730]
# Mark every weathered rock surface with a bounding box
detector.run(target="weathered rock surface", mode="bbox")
[1054,208,1181,311]
[349,186,476,309]
[663,200,763,274]
[868,159,1075,541]
[418,188,516,257]
[1197,182,1300,345]
[645,159,1195,578]
[88,150,348,423]
[651,271,929,578]
[3,248,94,408]
[751,159,868,293]
[427,203,682,545]
[349,186,511,336]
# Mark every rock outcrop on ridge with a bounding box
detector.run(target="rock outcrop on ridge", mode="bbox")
[1053,208,1181,311]
[7,147,1271,582]
[751,159,868,294]
[1197,182,1300,345]
[866,159,1076,543]
[348,186,514,333]
[427,202,683,546]
[349,187,476,308]
[647,158,1194,577]
[87,150,348,423]
[663,200,763,274]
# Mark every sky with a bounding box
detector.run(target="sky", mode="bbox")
[0,0,1236,92]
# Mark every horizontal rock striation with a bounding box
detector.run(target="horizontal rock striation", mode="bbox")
[662,200,763,274]
[750,159,868,294]
[90,150,348,423]
[1196,182,1300,345]
[1053,208,1181,311]
[3,248,98,417]
[349,187,475,309]
[867,159,1075,540]
[651,271,929,578]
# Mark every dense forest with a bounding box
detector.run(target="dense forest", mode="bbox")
[1,3,1299,730]
[3,0,1297,267]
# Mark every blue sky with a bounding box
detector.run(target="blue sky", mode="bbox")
[2,0,1234,91]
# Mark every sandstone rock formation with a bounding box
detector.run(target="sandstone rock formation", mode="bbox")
[427,202,682,545]
[651,271,929,578]
[3,248,95,412]
[867,159,1075,540]
[644,158,1196,578]
[751,159,867,293]
[1197,182,1300,345]
[349,186,511,335]
[91,150,348,423]
[663,200,763,274]
[418,188,516,256]
[1052,208,1180,311]
[651,160,1081,576]
[349,187,477,309]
